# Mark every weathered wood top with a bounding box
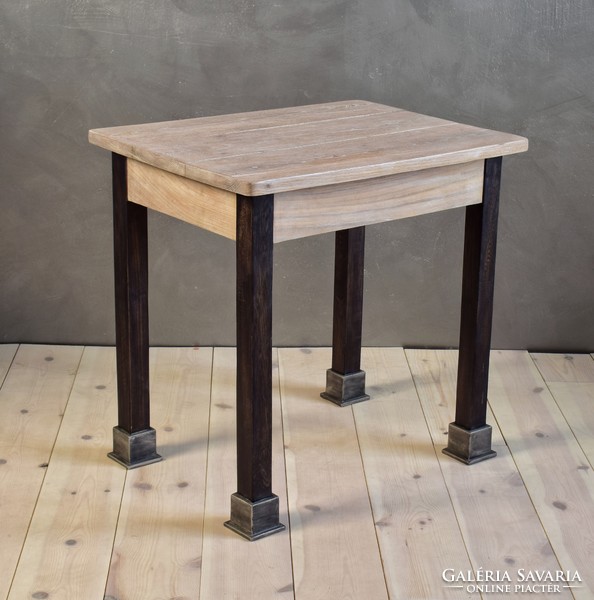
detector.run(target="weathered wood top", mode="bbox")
[89,100,528,196]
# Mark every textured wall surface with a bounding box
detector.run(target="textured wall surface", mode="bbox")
[1,0,593,350]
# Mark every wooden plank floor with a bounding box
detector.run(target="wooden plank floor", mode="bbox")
[1,346,593,600]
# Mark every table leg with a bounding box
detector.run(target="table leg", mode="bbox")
[224,194,285,541]
[108,153,161,469]
[321,226,370,406]
[443,157,502,464]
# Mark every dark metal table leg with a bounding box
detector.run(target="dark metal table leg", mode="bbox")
[224,194,285,541]
[109,153,161,469]
[321,226,370,406]
[443,157,503,465]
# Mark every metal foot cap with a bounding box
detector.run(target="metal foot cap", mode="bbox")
[320,369,370,407]
[443,422,497,465]
[108,426,162,469]
[224,493,285,541]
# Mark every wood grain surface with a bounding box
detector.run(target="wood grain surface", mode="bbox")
[489,350,594,599]
[126,158,484,243]
[127,158,236,240]
[104,347,212,600]
[1,345,84,600]
[278,347,389,600]
[8,348,123,600]
[406,349,573,600]
[354,348,475,599]
[199,348,293,600]
[90,100,528,195]
[5,346,592,599]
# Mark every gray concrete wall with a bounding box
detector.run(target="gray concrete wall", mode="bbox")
[1,0,593,351]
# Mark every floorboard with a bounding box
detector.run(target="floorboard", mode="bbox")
[0,345,83,600]
[407,349,572,600]
[1,345,593,600]
[532,353,594,467]
[8,347,123,600]
[355,348,474,599]
[0,344,18,387]
[489,350,594,599]
[105,347,212,600]
[279,348,389,600]
[199,348,293,600]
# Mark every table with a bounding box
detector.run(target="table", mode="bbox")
[89,100,528,540]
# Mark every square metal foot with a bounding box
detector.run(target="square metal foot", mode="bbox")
[442,422,497,465]
[108,426,163,469]
[224,493,285,541]
[320,369,370,407]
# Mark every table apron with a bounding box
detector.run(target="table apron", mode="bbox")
[126,158,483,243]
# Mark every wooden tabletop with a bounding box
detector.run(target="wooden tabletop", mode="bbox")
[89,100,528,196]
